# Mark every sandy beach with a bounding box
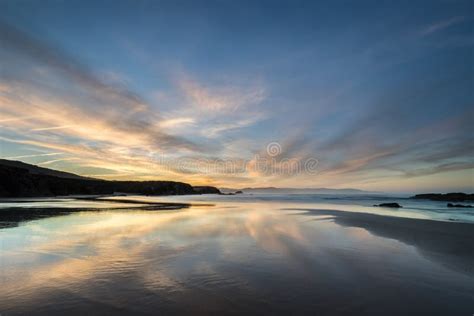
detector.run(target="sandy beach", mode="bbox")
[292,208,474,274]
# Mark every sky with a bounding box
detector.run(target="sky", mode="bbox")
[0,0,472,193]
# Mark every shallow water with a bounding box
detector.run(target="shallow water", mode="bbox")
[0,195,473,315]
[110,193,474,223]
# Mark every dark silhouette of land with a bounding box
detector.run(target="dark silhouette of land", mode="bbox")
[0,159,220,197]
[411,193,474,202]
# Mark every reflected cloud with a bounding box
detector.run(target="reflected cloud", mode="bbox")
[295,208,474,275]
[0,203,311,308]
[1,200,473,314]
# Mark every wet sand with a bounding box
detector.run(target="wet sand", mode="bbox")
[0,198,473,315]
[0,198,192,228]
[289,208,474,274]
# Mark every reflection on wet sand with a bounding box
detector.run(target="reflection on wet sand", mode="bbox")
[1,201,473,315]
[1,205,311,313]
[289,208,474,274]
[0,198,191,228]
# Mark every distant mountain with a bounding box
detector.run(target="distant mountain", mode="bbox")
[0,159,220,197]
[220,187,380,194]
[0,159,87,180]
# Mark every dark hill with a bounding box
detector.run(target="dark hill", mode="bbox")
[0,159,87,179]
[0,159,220,197]
[193,186,221,194]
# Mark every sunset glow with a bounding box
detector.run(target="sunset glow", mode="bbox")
[0,1,472,192]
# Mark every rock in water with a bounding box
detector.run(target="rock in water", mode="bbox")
[447,203,472,208]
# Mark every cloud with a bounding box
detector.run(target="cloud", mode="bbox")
[420,16,465,36]
[152,73,267,140]
[31,125,75,132]
[0,20,144,110]
[158,117,196,129]
[38,157,80,166]
[0,21,203,154]
[202,115,265,138]
[0,21,230,181]
[403,162,474,178]
[0,115,40,123]
[0,20,273,185]
[313,109,474,186]
[177,75,265,113]
[3,152,63,160]
[0,20,271,185]
[0,13,471,191]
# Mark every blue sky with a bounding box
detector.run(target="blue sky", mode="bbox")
[0,0,472,192]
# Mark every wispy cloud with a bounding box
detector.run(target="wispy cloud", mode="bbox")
[3,152,63,160]
[177,75,265,113]
[0,21,230,182]
[0,115,40,123]
[31,125,75,132]
[203,115,265,138]
[0,7,471,191]
[158,117,196,129]
[0,21,203,154]
[420,16,465,36]
[403,161,474,178]
[38,157,79,166]
[151,73,267,140]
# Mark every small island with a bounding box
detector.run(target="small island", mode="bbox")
[410,193,474,202]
